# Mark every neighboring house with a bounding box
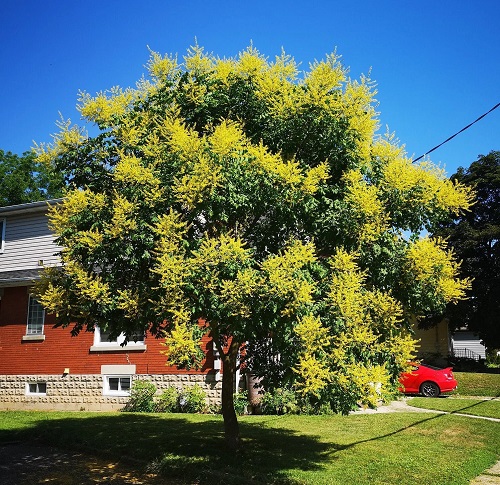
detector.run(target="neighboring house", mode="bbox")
[413,319,452,365]
[0,200,221,411]
[451,330,486,361]
[413,319,487,364]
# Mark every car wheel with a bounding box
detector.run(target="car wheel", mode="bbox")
[420,381,440,397]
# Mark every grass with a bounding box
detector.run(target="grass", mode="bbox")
[453,372,500,397]
[1,410,499,484]
[409,397,500,419]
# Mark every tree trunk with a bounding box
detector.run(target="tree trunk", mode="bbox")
[220,339,241,451]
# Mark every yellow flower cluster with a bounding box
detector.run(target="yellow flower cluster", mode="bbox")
[344,169,388,243]
[162,323,202,369]
[305,55,345,105]
[153,211,190,314]
[147,50,179,81]
[262,241,317,315]
[220,268,260,318]
[327,248,416,393]
[192,234,252,271]
[116,289,140,319]
[334,363,391,408]
[78,87,136,126]
[48,189,106,234]
[107,193,137,238]
[369,136,473,219]
[64,260,112,306]
[293,315,332,396]
[34,118,87,166]
[406,237,471,303]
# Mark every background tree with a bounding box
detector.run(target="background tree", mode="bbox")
[0,149,64,206]
[433,151,500,350]
[35,46,472,449]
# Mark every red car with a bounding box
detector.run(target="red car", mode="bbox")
[400,363,458,397]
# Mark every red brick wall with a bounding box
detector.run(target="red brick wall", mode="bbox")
[0,286,214,375]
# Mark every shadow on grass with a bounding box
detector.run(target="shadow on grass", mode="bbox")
[0,413,336,484]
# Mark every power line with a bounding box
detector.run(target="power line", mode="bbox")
[413,101,500,163]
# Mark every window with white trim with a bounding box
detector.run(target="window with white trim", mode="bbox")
[0,218,5,253]
[26,382,47,395]
[26,295,45,335]
[91,326,146,352]
[103,375,131,396]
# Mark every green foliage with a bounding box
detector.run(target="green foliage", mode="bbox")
[179,384,207,413]
[155,387,180,413]
[260,388,298,415]
[233,391,248,416]
[0,150,64,207]
[433,151,500,349]
[122,380,157,413]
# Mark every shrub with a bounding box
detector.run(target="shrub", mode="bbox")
[123,380,156,412]
[260,388,297,415]
[179,384,207,413]
[233,391,248,415]
[155,387,180,413]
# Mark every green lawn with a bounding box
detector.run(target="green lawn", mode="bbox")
[453,372,500,397]
[1,410,498,484]
[410,397,500,419]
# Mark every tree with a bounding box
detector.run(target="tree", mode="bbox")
[35,46,471,450]
[433,151,500,349]
[0,149,64,206]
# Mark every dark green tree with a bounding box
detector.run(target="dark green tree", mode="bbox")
[0,150,65,206]
[435,151,500,349]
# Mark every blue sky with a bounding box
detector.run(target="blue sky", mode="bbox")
[1,0,499,176]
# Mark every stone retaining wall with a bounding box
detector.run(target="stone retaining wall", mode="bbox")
[0,373,222,411]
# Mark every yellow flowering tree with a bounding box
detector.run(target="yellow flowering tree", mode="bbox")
[35,45,471,449]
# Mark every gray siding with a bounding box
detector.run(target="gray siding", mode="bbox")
[0,212,60,272]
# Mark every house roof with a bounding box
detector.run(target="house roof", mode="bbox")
[0,199,62,217]
[0,268,44,287]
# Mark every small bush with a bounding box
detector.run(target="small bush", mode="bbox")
[260,388,297,415]
[155,387,180,413]
[123,380,157,412]
[233,391,248,415]
[179,384,207,413]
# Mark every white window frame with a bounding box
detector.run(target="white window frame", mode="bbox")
[26,295,45,336]
[103,375,132,397]
[26,382,47,396]
[0,218,5,253]
[90,326,146,352]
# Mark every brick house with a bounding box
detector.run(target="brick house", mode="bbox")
[0,200,221,411]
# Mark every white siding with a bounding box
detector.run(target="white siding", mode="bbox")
[452,332,487,359]
[0,212,60,272]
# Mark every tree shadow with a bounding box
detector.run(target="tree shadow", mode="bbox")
[1,403,497,484]
[0,413,337,484]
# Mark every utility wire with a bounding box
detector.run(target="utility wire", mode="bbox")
[413,101,500,163]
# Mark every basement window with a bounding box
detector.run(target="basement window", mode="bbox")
[103,376,131,397]
[26,382,47,396]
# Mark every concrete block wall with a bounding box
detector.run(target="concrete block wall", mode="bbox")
[0,373,222,411]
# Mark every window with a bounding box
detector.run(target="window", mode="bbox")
[90,326,146,352]
[0,218,5,253]
[26,382,47,395]
[103,376,131,396]
[26,295,45,335]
